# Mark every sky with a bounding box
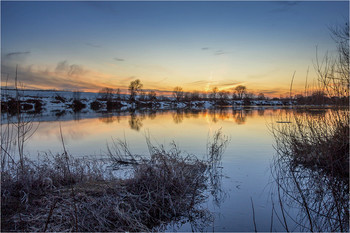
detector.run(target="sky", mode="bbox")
[1,1,349,97]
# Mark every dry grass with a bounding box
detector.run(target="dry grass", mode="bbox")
[270,108,349,231]
[271,109,349,179]
[1,129,228,232]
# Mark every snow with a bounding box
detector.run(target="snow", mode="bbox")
[1,89,292,122]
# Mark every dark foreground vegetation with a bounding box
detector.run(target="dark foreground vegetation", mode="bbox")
[1,115,228,232]
[270,23,349,232]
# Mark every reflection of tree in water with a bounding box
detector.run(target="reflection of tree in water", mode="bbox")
[128,112,144,131]
[208,109,219,123]
[73,111,81,121]
[172,110,184,124]
[257,108,265,116]
[147,110,157,120]
[208,108,230,123]
[99,113,120,124]
[232,110,246,125]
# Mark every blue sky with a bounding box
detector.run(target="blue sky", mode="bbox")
[1,1,349,96]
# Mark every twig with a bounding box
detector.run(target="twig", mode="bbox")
[251,197,257,232]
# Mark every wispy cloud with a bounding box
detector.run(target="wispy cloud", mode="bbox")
[255,88,290,97]
[221,82,241,87]
[214,50,231,56]
[201,47,231,56]
[1,62,127,92]
[55,60,87,77]
[269,1,300,13]
[5,51,30,59]
[186,79,243,91]
[113,57,125,62]
[186,80,213,86]
[85,42,101,48]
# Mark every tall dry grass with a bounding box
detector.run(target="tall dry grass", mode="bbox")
[270,22,349,232]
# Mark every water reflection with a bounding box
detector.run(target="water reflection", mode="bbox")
[99,112,121,124]
[271,108,349,231]
[3,107,339,231]
[172,110,184,124]
[94,108,285,130]
[129,111,144,131]
[271,154,349,232]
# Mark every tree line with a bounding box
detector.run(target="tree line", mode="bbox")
[98,79,348,106]
[98,82,268,103]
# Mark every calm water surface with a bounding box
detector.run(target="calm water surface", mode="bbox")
[5,108,307,231]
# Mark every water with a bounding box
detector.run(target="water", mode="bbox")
[2,107,345,231]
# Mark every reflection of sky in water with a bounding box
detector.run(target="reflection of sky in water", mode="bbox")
[24,108,279,157]
[13,108,303,231]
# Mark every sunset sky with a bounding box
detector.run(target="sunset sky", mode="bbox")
[1,1,349,97]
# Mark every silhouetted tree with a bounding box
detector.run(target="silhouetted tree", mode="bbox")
[190,91,201,101]
[218,91,229,104]
[148,90,157,102]
[311,90,326,105]
[183,92,191,102]
[235,85,246,100]
[258,93,265,100]
[210,87,219,102]
[139,90,147,101]
[99,87,115,101]
[173,86,184,102]
[129,79,143,102]
[115,88,121,100]
[232,93,238,100]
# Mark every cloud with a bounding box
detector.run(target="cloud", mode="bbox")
[214,50,232,56]
[1,62,121,92]
[55,60,87,77]
[85,42,101,48]
[201,47,232,56]
[113,57,125,62]
[4,51,31,62]
[221,82,242,87]
[254,88,290,97]
[269,1,300,13]
[185,80,243,91]
[186,80,213,86]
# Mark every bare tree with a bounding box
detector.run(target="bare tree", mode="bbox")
[235,85,247,100]
[210,87,219,101]
[218,91,229,103]
[147,90,157,102]
[190,91,201,101]
[173,86,184,102]
[129,79,143,102]
[258,93,265,100]
[232,93,238,100]
[315,22,349,102]
[99,87,115,101]
[115,88,121,100]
